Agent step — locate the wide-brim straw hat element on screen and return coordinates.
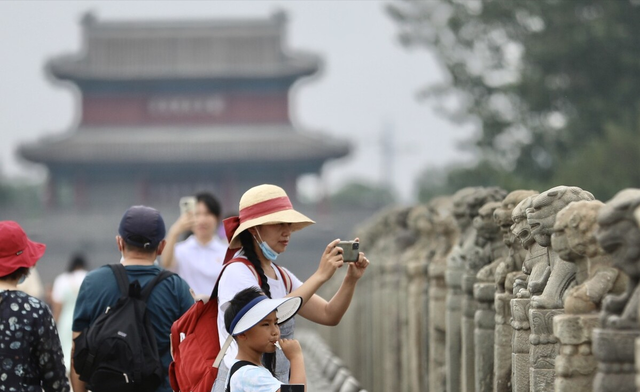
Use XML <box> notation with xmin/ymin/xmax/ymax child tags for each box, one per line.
<box><xmin>0</xmin><ymin>221</ymin><xmax>46</xmax><ymax>277</ymax></box>
<box><xmin>223</xmin><ymin>184</ymin><xmax>315</xmax><ymax>249</ymax></box>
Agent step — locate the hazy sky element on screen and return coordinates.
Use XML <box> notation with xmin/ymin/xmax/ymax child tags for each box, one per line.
<box><xmin>0</xmin><ymin>0</ymin><xmax>473</xmax><ymax>202</ymax></box>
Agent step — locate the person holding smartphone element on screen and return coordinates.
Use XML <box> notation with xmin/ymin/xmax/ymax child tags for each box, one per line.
<box><xmin>162</xmin><ymin>192</ymin><xmax>227</xmax><ymax>296</ymax></box>
<box><xmin>212</xmin><ymin>184</ymin><xmax>369</xmax><ymax>392</ymax></box>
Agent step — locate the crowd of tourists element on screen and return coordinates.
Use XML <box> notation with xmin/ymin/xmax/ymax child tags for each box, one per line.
<box><xmin>0</xmin><ymin>184</ymin><xmax>369</xmax><ymax>392</ymax></box>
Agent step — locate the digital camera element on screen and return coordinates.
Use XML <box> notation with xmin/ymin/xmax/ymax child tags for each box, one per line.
<box><xmin>337</xmin><ymin>241</ymin><xmax>360</xmax><ymax>262</ymax></box>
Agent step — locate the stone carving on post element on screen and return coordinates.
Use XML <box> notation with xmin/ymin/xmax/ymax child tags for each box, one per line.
<box><xmin>401</xmin><ymin>203</ymin><xmax>433</xmax><ymax>392</ymax></box>
<box><xmin>593</xmin><ymin>189</ymin><xmax>640</xmax><ymax>392</ymax></box>
<box><xmin>446</xmin><ymin>187</ymin><xmax>480</xmax><ymax>392</ymax></box>
<box><xmin>486</xmin><ymin>190</ymin><xmax>538</xmax><ymax>392</ymax></box>
<box><xmin>447</xmin><ymin>187</ymin><xmax>505</xmax><ymax>392</ymax></box>
<box><xmin>471</xmin><ymin>200</ymin><xmax>508</xmax><ymax>392</ymax></box>
<box><xmin>551</xmin><ymin>200</ymin><xmax>627</xmax><ymax>392</ymax></box>
<box><xmin>378</xmin><ymin>207</ymin><xmax>415</xmax><ymax>392</ymax></box>
<box><xmin>428</xmin><ymin>196</ymin><xmax>457</xmax><ymax>392</ymax></box>
<box><xmin>525</xmin><ymin>186</ymin><xmax>594</xmax><ymax>392</ymax></box>
<box><xmin>510</xmin><ymin>195</ymin><xmax>539</xmax><ymax>392</ymax></box>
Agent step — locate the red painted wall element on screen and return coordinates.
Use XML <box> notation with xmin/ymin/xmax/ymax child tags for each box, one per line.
<box><xmin>81</xmin><ymin>92</ymin><xmax>290</xmax><ymax>126</ymax></box>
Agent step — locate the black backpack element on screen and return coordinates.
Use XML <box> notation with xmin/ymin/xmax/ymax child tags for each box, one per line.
<box><xmin>73</xmin><ymin>264</ymin><xmax>175</xmax><ymax>392</ymax></box>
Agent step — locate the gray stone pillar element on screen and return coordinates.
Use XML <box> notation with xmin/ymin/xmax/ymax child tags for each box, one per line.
<box><xmin>461</xmin><ymin>272</ymin><xmax>477</xmax><ymax>392</ymax></box>
<box><xmin>528</xmin><ymin>308</ymin><xmax>562</xmax><ymax>392</ymax></box>
<box><xmin>593</xmin><ymin>328</ymin><xmax>639</xmax><ymax>392</ymax></box>
<box><xmin>446</xmin><ymin>255</ymin><xmax>464</xmax><ymax>392</ymax></box>
<box><xmin>553</xmin><ymin>313</ymin><xmax>598</xmax><ymax>391</ymax></box>
<box><xmin>511</xmin><ymin>297</ymin><xmax>531</xmax><ymax>392</ymax></box>
<box><xmin>473</xmin><ymin>282</ymin><xmax>496</xmax><ymax>392</ymax></box>
<box><xmin>495</xmin><ymin>291</ymin><xmax>514</xmax><ymax>392</ymax></box>
<box><xmin>429</xmin><ymin>260</ymin><xmax>447</xmax><ymax>392</ymax></box>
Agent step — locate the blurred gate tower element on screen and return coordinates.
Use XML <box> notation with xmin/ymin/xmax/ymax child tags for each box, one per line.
<box><xmin>21</xmin><ymin>11</ymin><xmax>348</xmax><ymax>210</ymax></box>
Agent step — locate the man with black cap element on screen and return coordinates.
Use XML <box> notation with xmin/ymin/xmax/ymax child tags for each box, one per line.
<box><xmin>70</xmin><ymin>206</ymin><xmax>194</xmax><ymax>392</ymax></box>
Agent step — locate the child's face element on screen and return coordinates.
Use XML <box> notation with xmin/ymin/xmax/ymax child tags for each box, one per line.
<box><xmin>242</xmin><ymin>311</ymin><xmax>280</xmax><ymax>353</ymax></box>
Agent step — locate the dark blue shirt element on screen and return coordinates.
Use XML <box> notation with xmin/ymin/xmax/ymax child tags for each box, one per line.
<box><xmin>73</xmin><ymin>264</ymin><xmax>193</xmax><ymax>392</ymax></box>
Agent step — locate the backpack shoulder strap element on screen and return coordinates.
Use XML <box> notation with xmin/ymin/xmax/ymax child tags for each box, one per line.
<box><xmin>225</xmin><ymin>360</ymin><xmax>256</xmax><ymax>392</ymax></box>
<box><xmin>108</xmin><ymin>264</ymin><xmax>130</xmax><ymax>298</ymax></box>
<box><xmin>210</xmin><ymin>258</ymin><xmax>262</xmax><ymax>300</ymax></box>
<box><xmin>273</xmin><ymin>263</ymin><xmax>292</xmax><ymax>294</ymax></box>
<box><xmin>140</xmin><ymin>270</ymin><xmax>176</xmax><ymax>302</ymax></box>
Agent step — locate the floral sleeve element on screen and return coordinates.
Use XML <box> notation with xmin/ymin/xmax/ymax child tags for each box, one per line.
<box><xmin>33</xmin><ymin>299</ymin><xmax>70</xmax><ymax>392</ymax></box>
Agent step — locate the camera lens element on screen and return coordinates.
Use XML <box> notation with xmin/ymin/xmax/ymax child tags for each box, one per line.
<box><xmin>353</xmin><ymin>243</ymin><xmax>359</xmax><ymax>249</ymax></box>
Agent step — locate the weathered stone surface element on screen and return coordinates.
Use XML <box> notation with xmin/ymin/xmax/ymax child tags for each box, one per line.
<box><xmin>446</xmin><ymin>187</ymin><xmax>505</xmax><ymax>392</ymax></box>
<box><xmin>511</xmin><ymin>297</ymin><xmax>531</xmax><ymax>392</ymax></box>
<box><xmin>553</xmin><ymin>314</ymin><xmax>599</xmax><ymax>391</ymax></box>
<box><xmin>593</xmin><ymin>189</ymin><xmax>640</xmax><ymax>392</ymax></box>
<box><xmin>527</xmin><ymin>186</ymin><xmax>594</xmax><ymax>309</ymax></box>
<box><xmin>593</xmin><ymin>328</ymin><xmax>639</xmax><ymax>392</ymax></box>
<box><xmin>428</xmin><ymin>197</ymin><xmax>458</xmax><ymax>392</ymax></box>
<box><xmin>529</xmin><ymin>308</ymin><xmax>562</xmax><ymax>392</ymax></box>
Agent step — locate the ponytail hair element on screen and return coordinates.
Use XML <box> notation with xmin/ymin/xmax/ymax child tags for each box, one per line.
<box><xmin>238</xmin><ymin>229</ymin><xmax>276</xmax><ymax>374</ymax></box>
<box><xmin>238</xmin><ymin>230</ymin><xmax>272</xmax><ymax>299</ymax></box>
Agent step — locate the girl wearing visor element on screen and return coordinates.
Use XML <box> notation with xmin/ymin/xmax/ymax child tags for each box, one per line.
<box><xmin>222</xmin><ymin>287</ymin><xmax>304</xmax><ymax>392</ymax></box>
<box><xmin>213</xmin><ymin>184</ymin><xmax>369</xmax><ymax>391</ymax></box>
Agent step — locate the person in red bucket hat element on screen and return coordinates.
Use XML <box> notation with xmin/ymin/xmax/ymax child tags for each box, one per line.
<box><xmin>0</xmin><ymin>220</ymin><xmax>70</xmax><ymax>391</ymax></box>
<box><xmin>210</xmin><ymin>184</ymin><xmax>370</xmax><ymax>392</ymax></box>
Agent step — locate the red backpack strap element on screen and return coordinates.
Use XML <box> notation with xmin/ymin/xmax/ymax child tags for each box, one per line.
<box><xmin>273</xmin><ymin>263</ymin><xmax>292</xmax><ymax>294</ymax></box>
<box><xmin>223</xmin><ymin>257</ymin><xmax>262</xmax><ymax>288</ymax></box>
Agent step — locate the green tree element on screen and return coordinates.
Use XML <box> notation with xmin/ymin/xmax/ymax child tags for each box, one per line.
<box><xmin>330</xmin><ymin>181</ymin><xmax>396</xmax><ymax>209</ymax></box>
<box><xmin>389</xmin><ymin>0</ymin><xmax>640</xmax><ymax>198</ymax></box>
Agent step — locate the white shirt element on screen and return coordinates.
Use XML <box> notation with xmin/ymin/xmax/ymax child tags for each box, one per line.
<box><xmin>225</xmin><ymin>361</ymin><xmax>281</xmax><ymax>392</ymax></box>
<box><xmin>217</xmin><ymin>259</ymin><xmax>303</xmax><ymax>369</ymax></box>
<box><xmin>174</xmin><ymin>235</ymin><xmax>227</xmax><ymax>296</ymax></box>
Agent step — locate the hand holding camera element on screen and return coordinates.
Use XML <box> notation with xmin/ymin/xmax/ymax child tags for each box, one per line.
<box><xmin>335</xmin><ymin>240</ymin><xmax>360</xmax><ymax>262</ymax></box>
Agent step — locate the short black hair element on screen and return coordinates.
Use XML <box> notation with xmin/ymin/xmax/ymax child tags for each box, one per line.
<box><xmin>123</xmin><ymin>240</ymin><xmax>159</xmax><ymax>255</ymax></box>
<box><xmin>224</xmin><ymin>286</ymin><xmax>265</xmax><ymax>334</ymax></box>
<box><xmin>196</xmin><ymin>192</ymin><xmax>221</xmax><ymax>218</ymax></box>
<box><xmin>68</xmin><ymin>253</ymin><xmax>88</xmax><ymax>273</ymax></box>
<box><xmin>0</xmin><ymin>267</ymin><xmax>29</xmax><ymax>281</ymax></box>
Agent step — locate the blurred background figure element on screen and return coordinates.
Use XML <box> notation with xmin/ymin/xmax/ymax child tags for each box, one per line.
<box><xmin>17</xmin><ymin>266</ymin><xmax>45</xmax><ymax>299</ymax></box>
<box><xmin>51</xmin><ymin>253</ymin><xmax>88</xmax><ymax>373</ymax></box>
<box><xmin>162</xmin><ymin>192</ymin><xmax>227</xmax><ymax>296</ymax></box>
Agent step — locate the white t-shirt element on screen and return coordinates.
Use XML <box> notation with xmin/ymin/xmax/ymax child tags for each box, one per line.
<box><xmin>226</xmin><ymin>361</ymin><xmax>281</xmax><ymax>392</ymax></box>
<box><xmin>217</xmin><ymin>258</ymin><xmax>303</xmax><ymax>369</ymax></box>
<box><xmin>174</xmin><ymin>235</ymin><xmax>227</xmax><ymax>296</ymax></box>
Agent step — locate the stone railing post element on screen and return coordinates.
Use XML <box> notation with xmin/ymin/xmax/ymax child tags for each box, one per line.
<box><xmin>511</xmin><ymin>297</ymin><xmax>531</xmax><ymax>392</ymax></box>
<box><xmin>553</xmin><ymin>314</ymin><xmax>598</xmax><ymax>391</ymax></box>
<box><xmin>473</xmin><ymin>282</ymin><xmax>496</xmax><ymax>392</ymax></box>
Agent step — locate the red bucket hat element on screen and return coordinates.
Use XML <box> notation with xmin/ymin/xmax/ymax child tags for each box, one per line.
<box><xmin>0</xmin><ymin>221</ymin><xmax>46</xmax><ymax>277</ymax></box>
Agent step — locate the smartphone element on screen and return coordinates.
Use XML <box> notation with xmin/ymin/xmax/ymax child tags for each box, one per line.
<box><xmin>280</xmin><ymin>385</ymin><xmax>305</xmax><ymax>392</ymax></box>
<box><xmin>179</xmin><ymin>196</ymin><xmax>197</xmax><ymax>215</ymax></box>
<box><xmin>336</xmin><ymin>240</ymin><xmax>360</xmax><ymax>262</ymax></box>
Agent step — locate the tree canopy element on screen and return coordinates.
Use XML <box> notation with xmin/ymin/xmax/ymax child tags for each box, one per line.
<box><xmin>388</xmin><ymin>0</ymin><xmax>640</xmax><ymax>200</ymax></box>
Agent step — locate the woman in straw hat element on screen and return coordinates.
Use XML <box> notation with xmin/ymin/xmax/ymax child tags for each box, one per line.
<box><xmin>0</xmin><ymin>221</ymin><xmax>70</xmax><ymax>391</ymax></box>
<box><xmin>212</xmin><ymin>184</ymin><xmax>370</xmax><ymax>391</ymax></box>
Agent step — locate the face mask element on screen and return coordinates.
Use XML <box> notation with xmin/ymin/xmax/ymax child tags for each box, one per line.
<box><xmin>18</xmin><ymin>274</ymin><xmax>27</xmax><ymax>285</ymax></box>
<box><xmin>254</xmin><ymin>229</ymin><xmax>279</xmax><ymax>261</ymax></box>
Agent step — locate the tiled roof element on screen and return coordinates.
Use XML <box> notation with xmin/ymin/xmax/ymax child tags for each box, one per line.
<box><xmin>19</xmin><ymin>125</ymin><xmax>350</xmax><ymax>164</ymax></box>
<box><xmin>49</xmin><ymin>12</ymin><xmax>319</xmax><ymax>81</ymax></box>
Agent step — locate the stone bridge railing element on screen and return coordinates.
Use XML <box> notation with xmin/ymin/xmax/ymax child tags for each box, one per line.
<box><xmin>301</xmin><ymin>186</ymin><xmax>640</xmax><ymax>392</ymax></box>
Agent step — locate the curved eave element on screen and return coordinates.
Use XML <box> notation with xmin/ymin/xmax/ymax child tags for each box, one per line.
<box><xmin>19</xmin><ymin>126</ymin><xmax>350</xmax><ymax>166</ymax></box>
<box><xmin>47</xmin><ymin>57</ymin><xmax>319</xmax><ymax>83</ymax></box>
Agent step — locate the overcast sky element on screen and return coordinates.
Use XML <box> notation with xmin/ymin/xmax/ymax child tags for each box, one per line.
<box><xmin>0</xmin><ymin>0</ymin><xmax>474</xmax><ymax>202</ymax></box>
